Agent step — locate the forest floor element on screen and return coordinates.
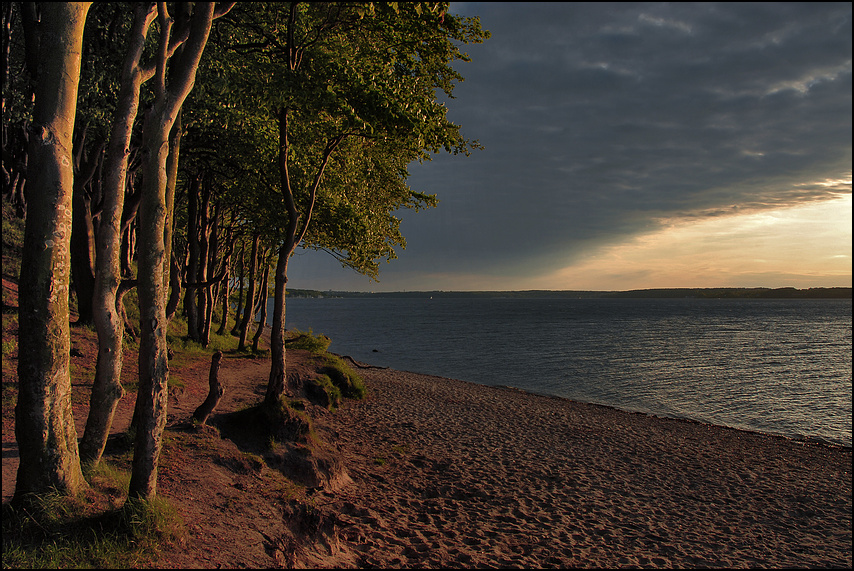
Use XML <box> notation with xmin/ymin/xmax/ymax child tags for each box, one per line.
<box><xmin>1</xmin><ymin>268</ymin><xmax>367</xmax><ymax>567</ymax></box>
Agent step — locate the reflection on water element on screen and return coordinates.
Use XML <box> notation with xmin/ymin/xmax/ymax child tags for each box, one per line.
<box><xmin>281</xmin><ymin>297</ymin><xmax>852</xmax><ymax>446</ymax></box>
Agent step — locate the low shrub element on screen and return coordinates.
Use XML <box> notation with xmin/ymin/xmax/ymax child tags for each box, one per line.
<box><xmin>286</xmin><ymin>329</ymin><xmax>331</xmax><ymax>354</ymax></box>
<box><xmin>306</xmin><ymin>374</ymin><xmax>342</xmax><ymax>410</ymax></box>
<box><xmin>322</xmin><ymin>355</ymin><xmax>366</xmax><ymax>399</ymax></box>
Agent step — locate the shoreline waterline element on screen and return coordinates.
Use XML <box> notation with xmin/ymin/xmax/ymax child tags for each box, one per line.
<box><xmin>285</xmin><ymin>296</ymin><xmax>853</xmax><ymax>448</ymax></box>
<box><xmin>349</xmin><ymin>355</ymin><xmax>853</xmax><ymax>451</ymax></box>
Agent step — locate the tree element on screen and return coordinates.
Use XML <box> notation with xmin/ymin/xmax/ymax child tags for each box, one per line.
<box><xmin>242</xmin><ymin>2</ymin><xmax>488</xmax><ymax>407</ymax></box>
<box><xmin>14</xmin><ymin>1</ymin><xmax>92</xmax><ymax>502</ymax></box>
<box><xmin>80</xmin><ymin>2</ymin><xmax>159</xmax><ymax>467</ymax></box>
<box><xmin>130</xmin><ymin>0</ymin><xmax>234</xmax><ymax>500</ymax></box>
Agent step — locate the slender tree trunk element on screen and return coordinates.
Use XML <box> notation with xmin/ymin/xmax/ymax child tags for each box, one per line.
<box><xmin>265</xmin><ymin>102</ymin><xmax>342</xmax><ymax>407</ymax></box>
<box><xmin>265</xmin><ymin>250</ymin><xmax>289</xmax><ymax>405</ymax></box>
<box><xmin>70</xmin><ymin>180</ymin><xmax>97</xmax><ymax>325</ymax></box>
<box><xmin>184</xmin><ymin>174</ymin><xmax>200</xmax><ymax>340</ymax></box>
<box><xmin>201</xmin><ymin>201</ymin><xmax>220</xmax><ymax>345</ymax></box>
<box><xmin>215</xmin><ymin>217</ymin><xmax>236</xmax><ymax>336</ymax></box>
<box><xmin>163</xmin><ymin>110</ymin><xmax>182</xmax><ymax>290</ymax></box>
<box><xmin>165</xmin><ymin>251</ymin><xmax>183</xmax><ymax>323</ymax></box>
<box><xmin>196</xmin><ymin>178</ymin><xmax>212</xmax><ymax>345</ymax></box>
<box><xmin>238</xmin><ymin>232</ymin><xmax>260</xmax><ymax>351</ymax></box>
<box><xmin>80</xmin><ymin>2</ymin><xmax>157</xmax><ymax>466</ymax></box>
<box><xmin>14</xmin><ymin>1</ymin><xmax>91</xmax><ymax>502</ymax></box>
<box><xmin>216</xmin><ymin>267</ymin><xmax>231</xmax><ymax>335</ymax></box>
<box><xmin>129</xmin><ymin>1</ymin><xmax>216</xmax><ymax>500</ymax></box>
<box><xmin>252</xmin><ymin>259</ymin><xmax>270</xmax><ymax>352</ymax></box>
<box><xmin>192</xmin><ymin>351</ymin><xmax>224</xmax><ymax>425</ymax></box>
<box><xmin>69</xmin><ymin>130</ymin><xmax>105</xmax><ymax>327</ymax></box>
<box><xmin>230</xmin><ymin>244</ymin><xmax>245</xmax><ymax>336</ymax></box>
<box><xmin>120</xmin><ymin>222</ymin><xmax>133</xmax><ymax>278</ymax></box>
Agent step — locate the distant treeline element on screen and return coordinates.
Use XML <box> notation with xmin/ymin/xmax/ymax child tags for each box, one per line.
<box><xmin>287</xmin><ymin>287</ymin><xmax>852</xmax><ymax>300</ymax></box>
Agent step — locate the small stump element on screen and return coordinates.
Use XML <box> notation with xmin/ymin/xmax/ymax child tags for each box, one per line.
<box><xmin>193</xmin><ymin>351</ymin><xmax>225</xmax><ymax>425</ymax></box>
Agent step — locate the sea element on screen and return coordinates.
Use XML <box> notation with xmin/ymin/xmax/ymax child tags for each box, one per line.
<box><xmin>277</xmin><ymin>296</ymin><xmax>852</xmax><ymax>448</ymax></box>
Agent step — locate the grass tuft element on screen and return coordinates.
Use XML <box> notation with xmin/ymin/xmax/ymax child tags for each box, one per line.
<box><xmin>322</xmin><ymin>354</ymin><xmax>366</xmax><ymax>399</ymax></box>
<box><xmin>286</xmin><ymin>328</ymin><xmax>331</xmax><ymax>354</ymax></box>
<box><xmin>1</xmin><ymin>477</ymin><xmax>184</xmax><ymax>569</ymax></box>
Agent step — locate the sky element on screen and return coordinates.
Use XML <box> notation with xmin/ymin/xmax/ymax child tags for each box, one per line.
<box><xmin>289</xmin><ymin>2</ymin><xmax>852</xmax><ymax>292</ymax></box>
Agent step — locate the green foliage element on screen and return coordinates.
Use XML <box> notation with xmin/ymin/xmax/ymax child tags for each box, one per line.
<box><xmin>322</xmin><ymin>354</ymin><xmax>366</xmax><ymax>400</ymax></box>
<box><xmin>307</xmin><ymin>374</ymin><xmax>343</xmax><ymax>410</ymax></box>
<box><xmin>286</xmin><ymin>328</ymin><xmax>332</xmax><ymax>354</ymax></box>
<box><xmin>188</xmin><ymin>2</ymin><xmax>489</xmax><ymax>280</ymax></box>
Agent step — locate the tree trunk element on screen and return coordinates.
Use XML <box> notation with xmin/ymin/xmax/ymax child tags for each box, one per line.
<box><xmin>184</xmin><ymin>174</ymin><xmax>201</xmax><ymax>340</ymax></box>
<box><xmin>80</xmin><ymin>2</ymin><xmax>157</xmax><ymax>466</ymax></box>
<box><xmin>265</xmin><ymin>102</ymin><xmax>341</xmax><ymax>407</ymax></box>
<box><xmin>163</xmin><ymin>110</ymin><xmax>182</xmax><ymax>291</ymax></box>
<box><xmin>70</xmin><ymin>177</ymin><xmax>97</xmax><ymax>325</ymax></box>
<box><xmin>196</xmin><ymin>177</ymin><xmax>212</xmax><ymax>345</ymax></box>
<box><xmin>201</xmin><ymin>201</ymin><xmax>221</xmax><ymax>345</ymax></box>
<box><xmin>192</xmin><ymin>351</ymin><xmax>224</xmax><ymax>425</ymax></box>
<box><xmin>252</xmin><ymin>259</ymin><xmax>270</xmax><ymax>352</ymax></box>
<box><xmin>214</xmin><ymin>210</ymin><xmax>236</xmax><ymax>335</ymax></box>
<box><xmin>238</xmin><ymin>232</ymin><xmax>260</xmax><ymax>351</ymax></box>
<box><xmin>230</xmin><ymin>244</ymin><xmax>245</xmax><ymax>336</ymax></box>
<box><xmin>129</xmin><ymin>1</ymin><xmax>215</xmax><ymax>500</ymax></box>
<box><xmin>165</xmin><ymin>252</ymin><xmax>183</xmax><ymax>323</ymax></box>
<box><xmin>14</xmin><ymin>1</ymin><xmax>91</xmax><ymax>502</ymax></box>
<box><xmin>69</xmin><ymin>129</ymin><xmax>106</xmax><ymax>327</ymax></box>
<box><xmin>130</xmin><ymin>102</ymin><xmax>172</xmax><ymax>501</ymax></box>
<box><xmin>216</xmin><ymin>266</ymin><xmax>231</xmax><ymax>335</ymax></box>
<box><xmin>265</xmin><ymin>249</ymin><xmax>289</xmax><ymax>406</ymax></box>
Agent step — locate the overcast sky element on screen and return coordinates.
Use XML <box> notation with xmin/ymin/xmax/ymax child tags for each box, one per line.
<box><xmin>289</xmin><ymin>2</ymin><xmax>852</xmax><ymax>292</ymax></box>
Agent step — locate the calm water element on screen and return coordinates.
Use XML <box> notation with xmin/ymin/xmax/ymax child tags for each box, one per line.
<box><xmin>278</xmin><ymin>297</ymin><xmax>852</xmax><ymax>447</ymax></box>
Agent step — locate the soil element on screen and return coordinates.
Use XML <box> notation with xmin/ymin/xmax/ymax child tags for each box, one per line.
<box><xmin>1</xmin><ymin>275</ymin><xmax>364</xmax><ymax>568</ymax></box>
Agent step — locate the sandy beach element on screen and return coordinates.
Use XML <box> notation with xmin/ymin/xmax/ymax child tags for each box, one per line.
<box><xmin>313</xmin><ymin>366</ymin><xmax>852</xmax><ymax>568</ymax></box>
<box><xmin>3</xmin><ymin>345</ymin><xmax>851</xmax><ymax>568</ymax></box>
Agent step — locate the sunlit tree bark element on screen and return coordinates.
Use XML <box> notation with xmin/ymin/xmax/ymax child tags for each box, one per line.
<box><xmin>15</xmin><ymin>1</ymin><xmax>91</xmax><ymax>502</ymax></box>
<box><xmin>129</xmin><ymin>1</ymin><xmax>226</xmax><ymax>500</ymax></box>
<box><xmin>80</xmin><ymin>1</ymin><xmax>158</xmax><ymax>467</ymax></box>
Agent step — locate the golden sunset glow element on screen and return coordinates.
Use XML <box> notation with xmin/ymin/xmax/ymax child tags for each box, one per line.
<box><xmin>539</xmin><ymin>194</ymin><xmax>852</xmax><ymax>291</ymax></box>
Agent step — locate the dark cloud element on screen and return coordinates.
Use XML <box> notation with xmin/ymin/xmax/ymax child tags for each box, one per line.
<box><xmin>291</xmin><ymin>2</ymin><xmax>852</xmax><ymax>290</ymax></box>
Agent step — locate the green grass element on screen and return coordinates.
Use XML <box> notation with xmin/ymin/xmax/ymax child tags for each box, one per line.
<box><xmin>286</xmin><ymin>328</ymin><xmax>331</xmax><ymax>353</ymax></box>
<box><xmin>307</xmin><ymin>374</ymin><xmax>343</xmax><ymax>410</ymax></box>
<box><xmin>1</xmin><ymin>466</ymin><xmax>184</xmax><ymax>569</ymax></box>
<box><xmin>166</xmin><ymin>313</ymin><xmax>241</xmax><ymax>357</ymax></box>
<box><xmin>322</xmin><ymin>354</ymin><xmax>366</xmax><ymax>399</ymax></box>
<box><xmin>1</xmin><ymin>200</ymin><xmax>25</xmax><ymax>281</ymax></box>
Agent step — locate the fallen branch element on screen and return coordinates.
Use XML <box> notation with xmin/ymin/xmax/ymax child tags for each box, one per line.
<box><xmin>339</xmin><ymin>354</ymin><xmax>388</xmax><ymax>370</ymax></box>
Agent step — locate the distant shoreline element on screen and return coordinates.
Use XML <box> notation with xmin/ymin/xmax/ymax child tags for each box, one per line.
<box><xmin>287</xmin><ymin>286</ymin><xmax>852</xmax><ymax>299</ymax></box>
